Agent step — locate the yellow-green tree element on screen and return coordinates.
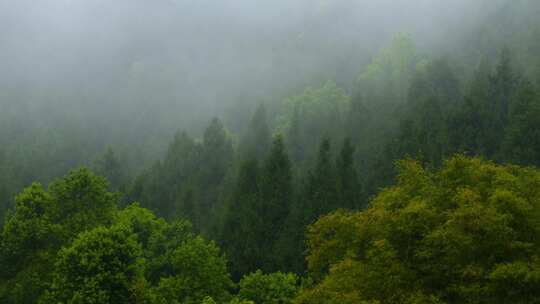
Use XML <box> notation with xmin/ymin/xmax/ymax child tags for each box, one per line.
<box><xmin>296</xmin><ymin>155</ymin><xmax>540</xmax><ymax>304</ymax></box>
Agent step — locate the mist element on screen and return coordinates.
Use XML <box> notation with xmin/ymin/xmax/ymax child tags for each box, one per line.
<box><xmin>3</xmin><ymin>1</ymin><xmax>540</xmax><ymax>302</ymax></box>
<box><xmin>1</xmin><ymin>0</ymin><xmax>536</xmax><ymax>187</ymax></box>
<box><xmin>0</xmin><ymin>0</ymin><xmax>506</xmax><ymax>127</ymax></box>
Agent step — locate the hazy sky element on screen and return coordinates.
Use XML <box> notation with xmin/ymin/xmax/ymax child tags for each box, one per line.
<box><xmin>0</xmin><ymin>0</ymin><xmax>506</xmax><ymax>133</ymax></box>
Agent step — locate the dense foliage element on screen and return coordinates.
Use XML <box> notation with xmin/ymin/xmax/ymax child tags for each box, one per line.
<box><xmin>296</xmin><ymin>156</ymin><xmax>540</xmax><ymax>303</ymax></box>
<box><xmin>2</xmin><ymin>1</ymin><xmax>540</xmax><ymax>303</ymax></box>
<box><xmin>0</xmin><ymin>170</ymin><xmax>233</xmax><ymax>304</ymax></box>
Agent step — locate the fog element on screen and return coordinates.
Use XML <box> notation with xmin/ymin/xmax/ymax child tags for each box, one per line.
<box><xmin>1</xmin><ymin>1</ymin><xmax>504</xmax><ymax>118</ymax></box>
<box><xmin>0</xmin><ymin>0</ymin><xmax>529</xmax><ymax>171</ymax></box>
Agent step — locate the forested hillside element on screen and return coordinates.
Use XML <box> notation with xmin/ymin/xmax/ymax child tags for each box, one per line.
<box><xmin>2</xmin><ymin>0</ymin><xmax>540</xmax><ymax>303</ymax></box>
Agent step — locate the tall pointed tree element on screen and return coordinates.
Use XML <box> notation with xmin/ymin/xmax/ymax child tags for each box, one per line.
<box><xmin>447</xmin><ymin>58</ymin><xmax>491</xmax><ymax>155</ymax></box>
<box><xmin>502</xmin><ymin>80</ymin><xmax>540</xmax><ymax>166</ymax></box>
<box><xmin>335</xmin><ymin>138</ymin><xmax>363</xmax><ymax>210</ymax></box>
<box><xmin>277</xmin><ymin>138</ymin><xmax>338</xmax><ymax>274</ymax></box>
<box><xmin>346</xmin><ymin>93</ymin><xmax>369</xmax><ymax>146</ymax></box>
<box><xmin>286</xmin><ymin>105</ymin><xmax>303</xmax><ymax>164</ymax></box>
<box><xmin>197</xmin><ymin>118</ymin><xmax>233</xmax><ymax>232</ymax></box>
<box><xmin>259</xmin><ymin>135</ymin><xmax>293</xmax><ymax>272</ymax></box>
<box><xmin>239</xmin><ymin>104</ymin><xmax>271</xmax><ymax>161</ymax></box>
<box><xmin>94</xmin><ymin>147</ymin><xmax>127</xmax><ymax>194</ymax></box>
<box><xmin>221</xmin><ymin>159</ymin><xmax>262</xmax><ymax>279</ymax></box>
<box><xmin>305</xmin><ymin>138</ymin><xmax>337</xmax><ymax>219</ymax></box>
<box><xmin>483</xmin><ymin>48</ymin><xmax>517</xmax><ymax>158</ymax></box>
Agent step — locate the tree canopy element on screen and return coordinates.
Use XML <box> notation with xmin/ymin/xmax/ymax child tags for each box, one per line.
<box><xmin>296</xmin><ymin>156</ymin><xmax>540</xmax><ymax>304</ymax></box>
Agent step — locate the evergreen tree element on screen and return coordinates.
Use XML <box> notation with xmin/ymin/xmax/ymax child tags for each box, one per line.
<box><xmin>286</xmin><ymin>105</ymin><xmax>303</xmax><ymax>164</ymax></box>
<box><xmin>276</xmin><ymin>139</ymin><xmax>337</xmax><ymax>274</ymax></box>
<box><xmin>395</xmin><ymin>58</ymin><xmax>459</xmax><ymax>166</ymax></box>
<box><xmin>447</xmin><ymin>58</ymin><xmax>491</xmax><ymax>155</ymax></box>
<box><xmin>239</xmin><ymin>104</ymin><xmax>271</xmax><ymax>161</ymax></box>
<box><xmin>94</xmin><ymin>147</ymin><xmax>127</xmax><ymax>193</ymax></box>
<box><xmin>346</xmin><ymin>93</ymin><xmax>369</xmax><ymax>146</ymax></box>
<box><xmin>502</xmin><ymin>80</ymin><xmax>540</xmax><ymax>165</ymax></box>
<box><xmin>221</xmin><ymin>159</ymin><xmax>262</xmax><ymax>279</ymax></box>
<box><xmin>129</xmin><ymin>131</ymin><xmax>201</xmax><ymax>220</ymax></box>
<box><xmin>259</xmin><ymin>136</ymin><xmax>293</xmax><ymax>272</ymax></box>
<box><xmin>305</xmin><ymin>138</ymin><xmax>337</xmax><ymax>219</ymax></box>
<box><xmin>197</xmin><ymin>118</ymin><xmax>233</xmax><ymax>233</ymax></box>
<box><xmin>335</xmin><ymin>138</ymin><xmax>363</xmax><ymax>210</ymax></box>
<box><xmin>163</xmin><ymin>132</ymin><xmax>201</xmax><ymax>222</ymax></box>
<box><xmin>484</xmin><ymin>48</ymin><xmax>517</xmax><ymax>158</ymax></box>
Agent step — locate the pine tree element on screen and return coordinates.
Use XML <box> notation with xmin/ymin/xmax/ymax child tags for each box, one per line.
<box><xmin>259</xmin><ymin>135</ymin><xmax>293</xmax><ymax>272</ymax></box>
<box><xmin>502</xmin><ymin>80</ymin><xmax>540</xmax><ymax>165</ymax></box>
<box><xmin>447</xmin><ymin>58</ymin><xmax>491</xmax><ymax>155</ymax></box>
<box><xmin>277</xmin><ymin>138</ymin><xmax>338</xmax><ymax>274</ymax></box>
<box><xmin>286</xmin><ymin>105</ymin><xmax>303</xmax><ymax>164</ymax></box>
<box><xmin>94</xmin><ymin>147</ymin><xmax>127</xmax><ymax>193</ymax></box>
<box><xmin>336</xmin><ymin>138</ymin><xmax>363</xmax><ymax>210</ymax></box>
<box><xmin>221</xmin><ymin>159</ymin><xmax>262</xmax><ymax>279</ymax></box>
<box><xmin>239</xmin><ymin>104</ymin><xmax>271</xmax><ymax>161</ymax></box>
<box><xmin>197</xmin><ymin>118</ymin><xmax>233</xmax><ymax>232</ymax></box>
<box><xmin>484</xmin><ymin>48</ymin><xmax>517</xmax><ymax>158</ymax></box>
<box><xmin>346</xmin><ymin>93</ymin><xmax>369</xmax><ymax>146</ymax></box>
<box><xmin>305</xmin><ymin>138</ymin><xmax>337</xmax><ymax>219</ymax></box>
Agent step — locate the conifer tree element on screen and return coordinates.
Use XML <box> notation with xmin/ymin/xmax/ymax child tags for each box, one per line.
<box><xmin>239</xmin><ymin>104</ymin><xmax>271</xmax><ymax>161</ymax></box>
<box><xmin>335</xmin><ymin>138</ymin><xmax>363</xmax><ymax>209</ymax></box>
<box><xmin>484</xmin><ymin>49</ymin><xmax>517</xmax><ymax>158</ymax></box>
<box><xmin>221</xmin><ymin>159</ymin><xmax>262</xmax><ymax>279</ymax></box>
<box><xmin>94</xmin><ymin>147</ymin><xmax>127</xmax><ymax>193</ymax></box>
<box><xmin>259</xmin><ymin>136</ymin><xmax>293</xmax><ymax>271</ymax></box>
<box><xmin>503</xmin><ymin>80</ymin><xmax>540</xmax><ymax>165</ymax></box>
<box><xmin>305</xmin><ymin>138</ymin><xmax>337</xmax><ymax>219</ymax></box>
<box><xmin>197</xmin><ymin>118</ymin><xmax>233</xmax><ymax>232</ymax></box>
<box><xmin>286</xmin><ymin>105</ymin><xmax>303</xmax><ymax>164</ymax></box>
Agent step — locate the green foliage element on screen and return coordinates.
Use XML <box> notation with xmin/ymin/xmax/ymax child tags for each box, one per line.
<box><xmin>221</xmin><ymin>159</ymin><xmax>263</xmax><ymax>278</ymax></box>
<box><xmin>0</xmin><ymin>167</ymin><xmax>232</xmax><ymax>303</ymax></box>
<box><xmin>278</xmin><ymin>81</ymin><xmax>350</xmax><ymax>162</ymax></box>
<box><xmin>154</xmin><ymin>236</ymin><xmax>232</xmax><ymax>304</ymax></box>
<box><xmin>296</xmin><ymin>156</ymin><xmax>540</xmax><ymax>304</ymax></box>
<box><xmin>394</xmin><ymin>58</ymin><xmax>460</xmax><ymax>166</ymax></box>
<box><xmin>238</xmin><ymin>270</ymin><xmax>299</xmax><ymax>304</ymax></box>
<box><xmin>0</xmin><ymin>168</ymin><xmax>118</xmax><ymax>303</ymax></box>
<box><xmin>259</xmin><ymin>136</ymin><xmax>293</xmax><ymax>271</ymax></box>
<box><xmin>335</xmin><ymin>138</ymin><xmax>363</xmax><ymax>210</ymax></box>
<box><xmin>47</xmin><ymin>168</ymin><xmax>118</xmax><ymax>236</ymax></box>
<box><xmin>239</xmin><ymin>104</ymin><xmax>271</xmax><ymax>161</ymax></box>
<box><xmin>94</xmin><ymin>147</ymin><xmax>128</xmax><ymax>194</ymax></box>
<box><xmin>115</xmin><ymin>205</ymin><xmax>233</xmax><ymax>304</ymax></box>
<box><xmin>278</xmin><ymin>137</ymin><xmax>362</xmax><ymax>274</ymax></box>
<box><xmin>4</xmin><ymin>6</ymin><xmax>540</xmax><ymax>304</ymax></box>
<box><xmin>223</xmin><ymin>136</ymin><xmax>293</xmax><ymax>277</ymax></box>
<box><xmin>502</xmin><ymin>80</ymin><xmax>540</xmax><ymax>165</ymax></box>
<box><xmin>130</xmin><ymin>118</ymin><xmax>233</xmax><ymax>234</ymax></box>
<box><xmin>202</xmin><ymin>296</ymin><xmax>217</xmax><ymax>304</ymax></box>
<box><xmin>42</xmin><ymin>225</ymin><xmax>144</xmax><ymax>304</ymax></box>
<box><xmin>359</xmin><ymin>34</ymin><xmax>419</xmax><ymax>104</ymax></box>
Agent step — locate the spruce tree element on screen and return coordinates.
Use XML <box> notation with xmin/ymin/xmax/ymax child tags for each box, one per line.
<box><xmin>305</xmin><ymin>138</ymin><xmax>337</xmax><ymax>219</ymax></box>
<box><xmin>239</xmin><ymin>104</ymin><xmax>271</xmax><ymax>161</ymax></box>
<box><xmin>503</xmin><ymin>80</ymin><xmax>540</xmax><ymax>166</ymax></box>
<box><xmin>197</xmin><ymin>118</ymin><xmax>233</xmax><ymax>232</ymax></box>
<box><xmin>94</xmin><ymin>147</ymin><xmax>129</xmax><ymax>196</ymax></box>
<box><xmin>221</xmin><ymin>159</ymin><xmax>262</xmax><ymax>279</ymax></box>
<box><xmin>259</xmin><ymin>135</ymin><xmax>293</xmax><ymax>271</ymax></box>
<box><xmin>484</xmin><ymin>49</ymin><xmax>517</xmax><ymax>158</ymax></box>
<box><xmin>336</xmin><ymin>138</ymin><xmax>363</xmax><ymax>209</ymax></box>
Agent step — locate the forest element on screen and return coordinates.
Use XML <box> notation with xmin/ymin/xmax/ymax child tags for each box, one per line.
<box><xmin>2</xmin><ymin>0</ymin><xmax>540</xmax><ymax>303</ymax></box>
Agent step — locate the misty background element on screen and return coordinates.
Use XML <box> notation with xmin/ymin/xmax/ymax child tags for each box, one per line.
<box><xmin>1</xmin><ymin>0</ymin><xmax>539</xmax><ymax>197</ymax></box>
